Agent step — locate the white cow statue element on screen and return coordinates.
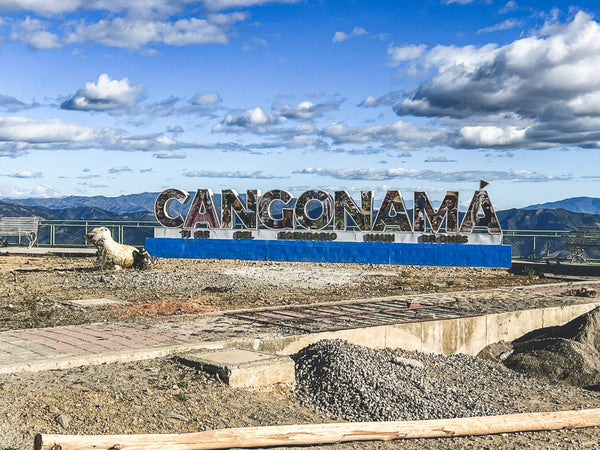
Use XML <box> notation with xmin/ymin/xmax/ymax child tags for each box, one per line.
<box><xmin>85</xmin><ymin>226</ymin><xmax>155</xmax><ymax>270</ymax></box>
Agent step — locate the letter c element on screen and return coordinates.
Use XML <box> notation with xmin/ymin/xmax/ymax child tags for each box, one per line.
<box><xmin>155</xmin><ymin>188</ymin><xmax>190</xmax><ymax>227</ymax></box>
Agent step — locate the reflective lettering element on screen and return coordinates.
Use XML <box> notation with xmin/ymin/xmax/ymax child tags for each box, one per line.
<box><xmin>221</xmin><ymin>189</ymin><xmax>259</xmax><ymax>229</ymax></box>
<box><xmin>258</xmin><ymin>190</ymin><xmax>294</xmax><ymax>229</ymax></box>
<box><xmin>294</xmin><ymin>189</ymin><xmax>334</xmax><ymax>230</ymax></box>
<box><xmin>155</xmin><ymin>188</ymin><xmax>190</xmax><ymax>228</ymax></box>
<box><xmin>184</xmin><ymin>189</ymin><xmax>221</xmax><ymax>229</ymax></box>
<box><xmin>413</xmin><ymin>191</ymin><xmax>459</xmax><ymax>233</ymax></box>
<box><xmin>373</xmin><ymin>190</ymin><xmax>412</xmax><ymax>232</ymax></box>
<box><xmin>459</xmin><ymin>190</ymin><xmax>501</xmax><ymax>234</ymax></box>
<box><xmin>334</xmin><ymin>190</ymin><xmax>372</xmax><ymax>231</ymax></box>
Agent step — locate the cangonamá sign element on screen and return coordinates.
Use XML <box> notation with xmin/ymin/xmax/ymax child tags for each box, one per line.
<box><xmin>146</xmin><ymin>186</ymin><xmax>512</xmax><ymax>267</ymax></box>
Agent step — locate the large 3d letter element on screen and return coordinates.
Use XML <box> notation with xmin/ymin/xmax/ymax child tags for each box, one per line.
<box><xmin>155</xmin><ymin>188</ymin><xmax>190</xmax><ymax>228</ymax></box>
<box><xmin>334</xmin><ymin>191</ymin><xmax>373</xmax><ymax>231</ymax></box>
<box><xmin>459</xmin><ymin>190</ymin><xmax>501</xmax><ymax>234</ymax></box>
<box><xmin>413</xmin><ymin>191</ymin><xmax>459</xmax><ymax>233</ymax></box>
<box><xmin>294</xmin><ymin>190</ymin><xmax>334</xmax><ymax>230</ymax></box>
<box><xmin>183</xmin><ymin>189</ymin><xmax>221</xmax><ymax>229</ymax></box>
<box><xmin>221</xmin><ymin>189</ymin><xmax>260</xmax><ymax>229</ymax></box>
<box><xmin>258</xmin><ymin>190</ymin><xmax>294</xmax><ymax>229</ymax></box>
<box><xmin>372</xmin><ymin>190</ymin><xmax>412</xmax><ymax>232</ymax></box>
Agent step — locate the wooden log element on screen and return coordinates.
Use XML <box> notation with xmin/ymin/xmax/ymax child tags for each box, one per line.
<box><xmin>35</xmin><ymin>408</ymin><xmax>600</xmax><ymax>450</ymax></box>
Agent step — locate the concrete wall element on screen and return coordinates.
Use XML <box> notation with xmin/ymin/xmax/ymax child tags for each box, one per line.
<box><xmin>254</xmin><ymin>302</ymin><xmax>600</xmax><ymax>356</ymax></box>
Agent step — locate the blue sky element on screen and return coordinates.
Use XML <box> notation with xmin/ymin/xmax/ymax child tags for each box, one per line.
<box><xmin>0</xmin><ymin>0</ymin><xmax>599</xmax><ymax>209</ymax></box>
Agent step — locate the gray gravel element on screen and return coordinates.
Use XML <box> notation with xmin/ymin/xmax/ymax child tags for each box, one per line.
<box><xmin>293</xmin><ymin>339</ymin><xmax>597</xmax><ymax>423</ymax></box>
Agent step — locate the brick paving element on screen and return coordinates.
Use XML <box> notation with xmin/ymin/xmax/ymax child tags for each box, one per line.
<box><xmin>0</xmin><ymin>323</ymin><xmax>203</xmax><ymax>373</ymax></box>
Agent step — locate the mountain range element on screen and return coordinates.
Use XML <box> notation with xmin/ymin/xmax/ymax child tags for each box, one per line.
<box><xmin>0</xmin><ymin>200</ymin><xmax>154</xmax><ymax>222</ymax></box>
<box><xmin>1</xmin><ymin>193</ymin><xmax>600</xmax><ymax>231</ymax></box>
<box><xmin>523</xmin><ymin>197</ymin><xmax>600</xmax><ymax>214</ymax></box>
<box><xmin>1</xmin><ymin>193</ymin><xmax>160</xmax><ymax>214</ymax></box>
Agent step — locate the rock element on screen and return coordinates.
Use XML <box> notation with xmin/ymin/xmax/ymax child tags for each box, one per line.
<box><xmin>477</xmin><ymin>341</ymin><xmax>514</xmax><ymax>363</ymax></box>
<box><xmin>391</xmin><ymin>356</ymin><xmax>425</xmax><ymax>369</ymax></box>
<box><xmin>55</xmin><ymin>413</ymin><xmax>71</xmax><ymax>429</ymax></box>
<box><xmin>47</xmin><ymin>405</ymin><xmax>61</xmax><ymax>415</ymax></box>
<box><xmin>160</xmin><ymin>410</ymin><xmax>188</xmax><ymax>421</ymax></box>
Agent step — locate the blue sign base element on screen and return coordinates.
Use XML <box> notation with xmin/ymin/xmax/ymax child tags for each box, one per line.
<box><xmin>145</xmin><ymin>238</ymin><xmax>512</xmax><ymax>268</ymax></box>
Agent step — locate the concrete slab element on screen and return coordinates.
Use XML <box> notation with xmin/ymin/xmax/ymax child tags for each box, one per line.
<box><xmin>0</xmin><ymin>323</ymin><xmax>210</xmax><ymax>374</ymax></box>
<box><xmin>178</xmin><ymin>349</ymin><xmax>295</xmax><ymax>388</ymax></box>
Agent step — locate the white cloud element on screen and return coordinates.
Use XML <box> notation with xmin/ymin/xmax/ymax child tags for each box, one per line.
<box><xmin>153</xmin><ymin>151</ymin><xmax>187</xmax><ymax>159</ymax></box>
<box><xmin>394</xmin><ymin>11</ymin><xmax>600</xmax><ymax>149</ymax></box>
<box><xmin>499</xmin><ymin>1</ymin><xmax>518</xmax><ymax>14</ymax></box>
<box><xmin>191</xmin><ymin>92</ymin><xmax>222</xmax><ymax>105</ymax></box>
<box><xmin>7</xmin><ymin>170</ymin><xmax>42</xmax><ymax>178</ymax></box>
<box><xmin>0</xmin><ymin>116</ymin><xmax>185</xmax><ymax>155</ymax></box>
<box><xmin>0</xmin><ymin>1</ymin><xmax>299</xmax><ymax>17</ymax></box>
<box><xmin>0</xmin><ymin>1</ymin><xmax>191</xmax><ymax>17</ymax></box>
<box><xmin>443</xmin><ymin>0</ymin><xmax>474</xmax><ymax>4</ymax></box>
<box><xmin>183</xmin><ymin>169</ymin><xmax>280</xmax><ymax>178</ymax></box>
<box><xmin>8</xmin><ymin>4</ymin><xmax>248</xmax><ymax>50</ymax></box>
<box><xmin>458</xmin><ymin>126</ymin><xmax>528</xmax><ymax>147</ymax></box>
<box><xmin>477</xmin><ymin>18</ymin><xmax>523</xmax><ymax>34</ymax></box>
<box><xmin>202</xmin><ymin>0</ymin><xmax>301</xmax><ymax>12</ymax></box>
<box><xmin>213</xmin><ymin>107</ymin><xmax>282</xmax><ymax>132</ymax></box>
<box><xmin>62</xmin><ymin>74</ymin><xmax>143</xmax><ymax>111</ymax></box>
<box><xmin>66</xmin><ymin>13</ymin><xmax>247</xmax><ymax>49</ymax></box>
<box><xmin>274</xmin><ymin>99</ymin><xmax>341</xmax><ymax>119</ymax></box>
<box><xmin>332</xmin><ymin>31</ymin><xmax>349</xmax><ymax>43</ymax></box>
<box><xmin>358</xmin><ymin>92</ymin><xmax>400</xmax><ymax>107</ymax></box>
<box><xmin>424</xmin><ymin>156</ymin><xmax>455</xmax><ymax>163</ymax></box>
<box><xmin>322</xmin><ymin>120</ymin><xmax>449</xmax><ymax>149</ymax></box>
<box><xmin>0</xmin><ymin>183</ymin><xmax>60</xmax><ymax>198</ymax></box>
<box><xmin>0</xmin><ymin>116</ymin><xmax>104</xmax><ymax>142</ymax></box>
<box><xmin>294</xmin><ymin>166</ymin><xmax>570</xmax><ymax>183</ymax></box>
<box><xmin>10</xmin><ymin>16</ymin><xmax>61</xmax><ymax>49</ymax></box>
<box><xmin>387</xmin><ymin>44</ymin><xmax>427</xmax><ymax>66</ymax></box>
<box><xmin>332</xmin><ymin>26</ymin><xmax>368</xmax><ymax>43</ymax></box>
<box><xmin>108</xmin><ymin>166</ymin><xmax>133</xmax><ymax>173</ymax></box>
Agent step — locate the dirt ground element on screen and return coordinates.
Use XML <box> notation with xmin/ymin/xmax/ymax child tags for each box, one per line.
<box><xmin>0</xmin><ymin>254</ymin><xmax>599</xmax><ymax>449</ymax></box>
<box><xmin>0</xmin><ymin>254</ymin><xmax>576</xmax><ymax>331</ymax></box>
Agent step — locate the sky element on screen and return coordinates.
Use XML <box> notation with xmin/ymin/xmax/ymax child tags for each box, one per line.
<box><xmin>0</xmin><ymin>0</ymin><xmax>599</xmax><ymax>210</ymax></box>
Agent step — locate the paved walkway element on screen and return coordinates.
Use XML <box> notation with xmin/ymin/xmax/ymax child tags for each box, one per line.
<box><xmin>0</xmin><ymin>323</ymin><xmax>205</xmax><ymax>374</ymax></box>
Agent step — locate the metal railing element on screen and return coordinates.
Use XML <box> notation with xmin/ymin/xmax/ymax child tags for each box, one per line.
<box><xmin>1</xmin><ymin>221</ymin><xmax>598</xmax><ymax>262</ymax></box>
<box><xmin>37</xmin><ymin>220</ymin><xmax>159</xmax><ymax>248</ymax></box>
<box><xmin>502</xmin><ymin>229</ymin><xmax>600</xmax><ymax>262</ymax></box>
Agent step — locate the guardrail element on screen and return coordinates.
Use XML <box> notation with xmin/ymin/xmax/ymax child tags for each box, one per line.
<box><xmin>37</xmin><ymin>220</ymin><xmax>159</xmax><ymax>247</ymax></box>
<box><xmin>502</xmin><ymin>229</ymin><xmax>600</xmax><ymax>262</ymax></box>
<box><xmin>1</xmin><ymin>221</ymin><xmax>598</xmax><ymax>262</ymax></box>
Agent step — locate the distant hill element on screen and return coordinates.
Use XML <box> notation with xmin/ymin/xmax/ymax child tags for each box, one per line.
<box><xmin>1</xmin><ymin>192</ymin><xmax>161</xmax><ymax>214</ymax></box>
<box><xmin>0</xmin><ymin>200</ymin><xmax>155</xmax><ymax>221</ymax></box>
<box><xmin>496</xmin><ymin>208</ymin><xmax>600</xmax><ymax>230</ymax></box>
<box><xmin>524</xmin><ymin>197</ymin><xmax>600</xmax><ymax>214</ymax></box>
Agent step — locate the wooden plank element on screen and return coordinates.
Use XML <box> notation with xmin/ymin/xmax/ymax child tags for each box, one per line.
<box><xmin>35</xmin><ymin>408</ymin><xmax>600</xmax><ymax>450</ymax></box>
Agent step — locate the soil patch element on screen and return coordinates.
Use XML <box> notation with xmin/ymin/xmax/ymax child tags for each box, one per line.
<box><xmin>1</xmin><ymin>254</ymin><xmax>599</xmax><ymax>449</ymax></box>
<box><xmin>504</xmin><ymin>306</ymin><xmax>600</xmax><ymax>389</ymax></box>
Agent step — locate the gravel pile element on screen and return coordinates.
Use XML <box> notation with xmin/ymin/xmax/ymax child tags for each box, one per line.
<box><xmin>293</xmin><ymin>339</ymin><xmax>561</xmax><ymax>422</ymax></box>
